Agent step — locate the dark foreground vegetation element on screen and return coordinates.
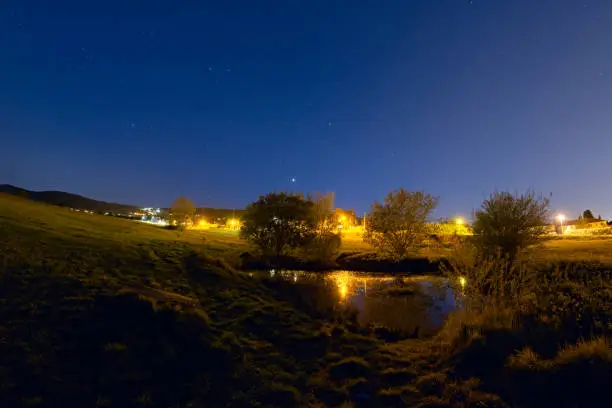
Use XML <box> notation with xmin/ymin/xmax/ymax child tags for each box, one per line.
<box><xmin>1</xmin><ymin>193</ymin><xmax>611</xmax><ymax>407</ymax></box>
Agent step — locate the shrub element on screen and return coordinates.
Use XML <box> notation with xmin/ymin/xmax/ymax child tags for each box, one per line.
<box><xmin>301</xmin><ymin>232</ymin><xmax>342</xmax><ymax>262</ymax></box>
<box><xmin>472</xmin><ymin>191</ymin><xmax>549</xmax><ymax>261</ymax></box>
<box><xmin>364</xmin><ymin>189</ymin><xmax>439</xmax><ymax>260</ymax></box>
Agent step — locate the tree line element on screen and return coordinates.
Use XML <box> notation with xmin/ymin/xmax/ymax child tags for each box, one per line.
<box><xmin>170</xmin><ymin>188</ymin><xmax>554</xmax><ymax>264</ymax></box>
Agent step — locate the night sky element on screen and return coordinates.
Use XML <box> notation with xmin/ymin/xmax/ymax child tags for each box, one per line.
<box><xmin>2</xmin><ymin>1</ymin><xmax>612</xmax><ymax>219</ymax></box>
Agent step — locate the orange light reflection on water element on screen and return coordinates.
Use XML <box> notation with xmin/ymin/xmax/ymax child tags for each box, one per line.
<box><xmin>326</xmin><ymin>271</ymin><xmax>395</xmax><ymax>302</ymax></box>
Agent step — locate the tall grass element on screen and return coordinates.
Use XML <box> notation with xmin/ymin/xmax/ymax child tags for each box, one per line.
<box><xmin>439</xmin><ymin>240</ymin><xmax>612</xmax><ymax>406</ymax></box>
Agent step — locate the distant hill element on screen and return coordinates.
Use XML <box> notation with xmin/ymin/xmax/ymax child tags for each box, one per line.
<box><xmin>0</xmin><ymin>184</ymin><xmax>139</xmax><ymax>214</ymax></box>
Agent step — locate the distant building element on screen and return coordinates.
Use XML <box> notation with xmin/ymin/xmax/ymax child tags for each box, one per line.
<box><xmin>563</xmin><ymin>218</ymin><xmax>608</xmax><ymax>229</ymax></box>
<box><xmin>553</xmin><ymin>216</ymin><xmax>611</xmax><ymax>235</ymax></box>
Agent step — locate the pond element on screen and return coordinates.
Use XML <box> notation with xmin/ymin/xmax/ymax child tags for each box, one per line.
<box><xmin>266</xmin><ymin>270</ymin><xmax>463</xmax><ymax>336</ymax></box>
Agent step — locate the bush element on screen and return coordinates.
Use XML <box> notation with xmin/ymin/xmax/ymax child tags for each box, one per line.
<box><xmin>301</xmin><ymin>232</ymin><xmax>342</xmax><ymax>262</ymax></box>
<box><xmin>472</xmin><ymin>191</ymin><xmax>549</xmax><ymax>261</ymax></box>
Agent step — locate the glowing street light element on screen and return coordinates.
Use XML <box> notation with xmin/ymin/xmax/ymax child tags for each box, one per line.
<box><xmin>459</xmin><ymin>276</ymin><xmax>467</xmax><ymax>288</ymax></box>
<box><xmin>456</xmin><ymin>217</ymin><xmax>464</xmax><ymax>225</ymax></box>
<box><xmin>556</xmin><ymin>214</ymin><xmax>566</xmax><ymax>234</ymax></box>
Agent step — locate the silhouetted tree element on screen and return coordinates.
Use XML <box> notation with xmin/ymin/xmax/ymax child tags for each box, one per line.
<box><xmin>473</xmin><ymin>191</ymin><xmax>549</xmax><ymax>261</ymax></box>
<box><xmin>240</xmin><ymin>193</ymin><xmax>317</xmax><ymax>259</ymax></box>
<box><xmin>583</xmin><ymin>209</ymin><xmax>595</xmax><ymax>220</ymax></box>
<box><xmin>364</xmin><ymin>189</ymin><xmax>439</xmax><ymax>260</ymax></box>
<box><xmin>170</xmin><ymin>196</ymin><xmax>195</xmax><ymax>229</ymax></box>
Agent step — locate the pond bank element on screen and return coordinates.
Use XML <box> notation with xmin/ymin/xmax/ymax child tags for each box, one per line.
<box><xmin>239</xmin><ymin>251</ymin><xmax>448</xmax><ymax>274</ymax></box>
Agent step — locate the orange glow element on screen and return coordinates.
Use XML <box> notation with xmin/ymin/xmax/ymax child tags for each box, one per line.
<box><xmin>339</xmin><ymin>284</ymin><xmax>348</xmax><ymax>299</ymax></box>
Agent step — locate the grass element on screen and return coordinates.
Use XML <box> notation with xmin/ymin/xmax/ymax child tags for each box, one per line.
<box><xmin>2</xmin><ymin>193</ymin><xmax>612</xmax><ymax>407</ymax></box>
<box><xmin>196</xmin><ymin>227</ymin><xmax>612</xmax><ymax>269</ymax></box>
<box><xmin>1</xmin><ymin>194</ymin><xmax>456</xmax><ymax>407</ymax></box>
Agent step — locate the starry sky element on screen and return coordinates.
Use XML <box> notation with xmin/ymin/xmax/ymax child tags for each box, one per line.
<box><xmin>2</xmin><ymin>1</ymin><xmax>612</xmax><ymax>219</ymax></box>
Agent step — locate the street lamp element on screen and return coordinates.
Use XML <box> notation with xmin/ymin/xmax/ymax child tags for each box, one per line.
<box><xmin>456</xmin><ymin>217</ymin><xmax>464</xmax><ymax>225</ymax></box>
<box><xmin>556</xmin><ymin>214</ymin><xmax>565</xmax><ymax>234</ymax></box>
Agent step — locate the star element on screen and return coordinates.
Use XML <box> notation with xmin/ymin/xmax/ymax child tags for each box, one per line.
<box><xmin>290</xmin><ymin>177</ymin><xmax>296</xmax><ymax>183</ymax></box>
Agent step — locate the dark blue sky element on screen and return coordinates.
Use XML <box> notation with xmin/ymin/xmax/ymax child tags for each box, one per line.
<box><xmin>2</xmin><ymin>1</ymin><xmax>612</xmax><ymax>219</ymax></box>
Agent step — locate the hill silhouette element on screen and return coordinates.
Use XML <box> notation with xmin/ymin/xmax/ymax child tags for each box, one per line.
<box><xmin>0</xmin><ymin>184</ymin><xmax>139</xmax><ymax>214</ymax></box>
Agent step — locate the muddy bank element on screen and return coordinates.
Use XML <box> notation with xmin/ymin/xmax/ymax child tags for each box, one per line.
<box><xmin>239</xmin><ymin>251</ymin><xmax>446</xmax><ymax>274</ymax></box>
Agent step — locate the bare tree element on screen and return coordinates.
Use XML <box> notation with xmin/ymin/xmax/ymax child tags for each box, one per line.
<box><xmin>303</xmin><ymin>192</ymin><xmax>341</xmax><ymax>261</ymax></box>
<box><xmin>364</xmin><ymin>189</ymin><xmax>439</xmax><ymax>260</ymax></box>
<box><xmin>309</xmin><ymin>192</ymin><xmax>335</xmax><ymax>236</ymax></box>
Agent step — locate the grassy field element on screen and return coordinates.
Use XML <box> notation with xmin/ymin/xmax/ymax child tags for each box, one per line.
<box><xmin>197</xmin><ymin>225</ymin><xmax>612</xmax><ymax>266</ymax></box>
<box><xmin>2</xmin><ymin>194</ymin><xmax>611</xmax><ymax>407</ymax></box>
<box><xmin>0</xmin><ymin>194</ymin><xmax>473</xmax><ymax>407</ymax></box>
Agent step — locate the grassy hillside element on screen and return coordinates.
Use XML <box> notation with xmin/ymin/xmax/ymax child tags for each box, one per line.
<box><xmin>0</xmin><ymin>184</ymin><xmax>139</xmax><ymax>214</ymax></box>
<box><xmin>0</xmin><ymin>194</ymin><xmax>341</xmax><ymax>406</ymax></box>
<box><xmin>0</xmin><ymin>195</ymin><xmax>440</xmax><ymax>407</ymax></box>
<box><xmin>2</xmin><ymin>194</ymin><xmax>610</xmax><ymax>407</ymax></box>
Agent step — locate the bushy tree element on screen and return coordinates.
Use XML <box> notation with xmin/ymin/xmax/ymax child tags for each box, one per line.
<box><xmin>583</xmin><ymin>209</ymin><xmax>594</xmax><ymax>220</ymax></box>
<box><xmin>364</xmin><ymin>189</ymin><xmax>439</xmax><ymax>260</ymax></box>
<box><xmin>240</xmin><ymin>193</ymin><xmax>318</xmax><ymax>258</ymax></box>
<box><xmin>169</xmin><ymin>196</ymin><xmax>195</xmax><ymax>231</ymax></box>
<box><xmin>472</xmin><ymin>191</ymin><xmax>549</xmax><ymax>261</ymax></box>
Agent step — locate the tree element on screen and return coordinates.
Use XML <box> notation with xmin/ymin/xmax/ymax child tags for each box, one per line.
<box><xmin>309</xmin><ymin>192</ymin><xmax>336</xmax><ymax>235</ymax></box>
<box><xmin>472</xmin><ymin>191</ymin><xmax>549</xmax><ymax>261</ymax></box>
<box><xmin>240</xmin><ymin>193</ymin><xmax>318</xmax><ymax>259</ymax></box>
<box><xmin>169</xmin><ymin>196</ymin><xmax>195</xmax><ymax>228</ymax></box>
<box><xmin>302</xmin><ymin>192</ymin><xmax>342</xmax><ymax>261</ymax></box>
<box><xmin>364</xmin><ymin>189</ymin><xmax>439</xmax><ymax>260</ymax></box>
<box><xmin>583</xmin><ymin>209</ymin><xmax>595</xmax><ymax>220</ymax></box>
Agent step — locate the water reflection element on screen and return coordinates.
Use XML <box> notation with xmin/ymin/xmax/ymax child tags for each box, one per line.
<box><xmin>266</xmin><ymin>269</ymin><xmax>459</xmax><ymax>336</ymax></box>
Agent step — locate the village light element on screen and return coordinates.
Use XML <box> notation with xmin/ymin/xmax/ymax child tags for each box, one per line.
<box><xmin>456</xmin><ymin>217</ymin><xmax>464</xmax><ymax>225</ymax></box>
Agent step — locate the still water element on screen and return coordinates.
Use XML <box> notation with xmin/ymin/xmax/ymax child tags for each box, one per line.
<box><xmin>267</xmin><ymin>270</ymin><xmax>460</xmax><ymax>336</ymax></box>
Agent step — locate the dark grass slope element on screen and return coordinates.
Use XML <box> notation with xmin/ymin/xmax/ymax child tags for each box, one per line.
<box><xmin>0</xmin><ymin>184</ymin><xmax>139</xmax><ymax>213</ymax></box>
<box><xmin>0</xmin><ymin>195</ymin><xmax>418</xmax><ymax>407</ymax></box>
<box><xmin>2</xmin><ymin>194</ymin><xmax>610</xmax><ymax>407</ymax></box>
